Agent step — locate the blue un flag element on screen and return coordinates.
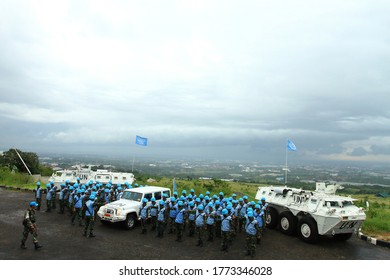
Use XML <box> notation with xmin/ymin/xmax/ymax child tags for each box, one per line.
<box><xmin>287</xmin><ymin>139</ymin><xmax>297</xmax><ymax>151</ymax></box>
<box><xmin>135</xmin><ymin>135</ymin><xmax>148</xmax><ymax>146</ymax></box>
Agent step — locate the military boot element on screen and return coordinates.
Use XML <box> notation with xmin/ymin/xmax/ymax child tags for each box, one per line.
<box><xmin>20</xmin><ymin>242</ymin><xmax>27</xmax><ymax>249</ymax></box>
<box><xmin>34</xmin><ymin>243</ymin><xmax>42</xmax><ymax>250</ymax></box>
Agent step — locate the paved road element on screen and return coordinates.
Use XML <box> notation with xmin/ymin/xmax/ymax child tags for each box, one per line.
<box><xmin>0</xmin><ymin>188</ymin><xmax>389</xmax><ymax>260</ymax></box>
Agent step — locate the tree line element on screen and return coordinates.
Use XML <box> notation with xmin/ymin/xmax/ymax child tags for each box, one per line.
<box><xmin>0</xmin><ymin>149</ymin><xmax>53</xmax><ymax>176</ymax></box>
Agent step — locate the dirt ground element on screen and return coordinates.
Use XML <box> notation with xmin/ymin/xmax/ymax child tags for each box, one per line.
<box><xmin>0</xmin><ymin>187</ymin><xmax>389</xmax><ymax>260</ymax></box>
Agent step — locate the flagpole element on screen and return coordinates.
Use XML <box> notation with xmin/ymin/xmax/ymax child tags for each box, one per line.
<box><xmin>285</xmin><ymin>142</ymin><xmax>288</xmax><ymax>186</ymax></box>
<box><xmin>131</xmin><ymin>155</ymin><xmax>135</xmax><ymax>172</ymax></box>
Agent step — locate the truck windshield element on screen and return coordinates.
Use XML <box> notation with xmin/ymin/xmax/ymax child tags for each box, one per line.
<box><xmin>121</xmin><ymin>191</ymin><xmax>142</xmax><ymax>202</ymax></box>
<box><xmin>342</xmin><ymin>201</ymin><xmax>353</xmax><ymax>207</ymax></box>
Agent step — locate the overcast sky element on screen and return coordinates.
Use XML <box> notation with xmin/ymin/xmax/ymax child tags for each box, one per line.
<box><xmin>1</xmin><ymin>0</ymin><xmax>390</xmax><ymax>164</ymax></box>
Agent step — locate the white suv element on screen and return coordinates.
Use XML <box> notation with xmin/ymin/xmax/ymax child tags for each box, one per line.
<box><xmin>97</xmin><ymin>186</ymin><xmax>171</xmax><ymax>229</ymax></box>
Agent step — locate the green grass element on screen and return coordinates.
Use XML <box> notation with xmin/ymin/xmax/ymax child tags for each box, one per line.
<box><xmin>352</xmin><ymin>194</ymin><xmax>390</xmax><ymax>237</ymax></box>
<box><xmin>0</xmin><ymin>167</ymin><xmax>36</xmax><ymax>188</ymax></box>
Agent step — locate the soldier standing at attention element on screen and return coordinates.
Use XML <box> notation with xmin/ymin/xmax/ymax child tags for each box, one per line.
<box><xmin>71</xmin><ymin>190</ymin><xmax>83</xmax><ymax>226</ymax></box>
<box><xmin>156</xmin><ymin>200</ymin><xmax>167</xmax><ymax>238</ymax></box>
<box><xmin>50</xmin><ymin>181</ymin><xmax>57</xmax><ymax>210</ymax></box>
<box><xmin>58</xmin><ymin>183</ymin><xmax>66</xmax><ymax>214</ymax></box>
<box><xmin>214</xmin><ymin>201</ymin><xmax>223</xmax><ymax>238</ymax></box>
<box><xmin>21</xmin><ymin>202</ymin><xmax>42</xmax><ymax>250</ymax></box>
<box><xmin>206</xmin><ymin>203</ymin><xmax>216</xmax><ymax>242</ymax></box>
<box><xmin>150</xmin><ymin>197</ymin><xmax>158</xmax><ymax>231</ymax></box>
<box><xmin>238</xmin><ymin>197</ymin><xmax>247</xmax><ymax>232</ymax></box>
<box><xmin>35</xmin><ymin>182</ymin><xmax>42</xmax><ymax>211</ymax></box>
<box><xmin>245</xmin><ymin>210</ymin><xmax>260</xmax><ymax>258</ymax></box>
<box><xmin>175</xmin><ymin>201</ymin><xmax>185</xmax><ymax>242</ymax></box>
<box><xmin>168</xmin><ymin>197</ymin><xmax>178</xmax><ymax>234</ymax></box>
<box><xmin>83</xmin><ymin>195</ymin><xmax>96</xmax><ymax>238</ymax></box>
<box><xmin>45</xmin><ymin>183</ymin><xmax>52</xmax><ymax>212</ymax></box>
<box><xmin>139</xmin><ymin>198</ymin><xmax>149</xmax><ymax>234</ymax></box>
<box><xmin>195</xmin><ymin>204</ymin><xmax>206</xmax><ymax>247</ymax></box>
<box><xmin>186</xmin><ymin>201</ymin><xmax>196</xmax><ymax>237</ymax></box>
<box><xmin>221</xmin><ymin>209</ymin><xmax>232</xmax><ymax>252</ymax></box>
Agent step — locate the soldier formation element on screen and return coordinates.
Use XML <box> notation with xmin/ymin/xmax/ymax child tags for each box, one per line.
<box><xmin>28</xmin><ymin>179</ymin><xmax>269</xmax><ymax>258</ymax></box>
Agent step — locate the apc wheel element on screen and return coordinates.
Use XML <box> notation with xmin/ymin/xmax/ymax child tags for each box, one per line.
<box><xmin>100</xmin><ymin>219</ymin><xmax>109</xmax><ymax>225</ymax></box>
<box><xmin>297</xmin><ymin>217</ymin><xmax>319</xmax><ymax>243</ymax></box>
<box><xmin>333</xmin><ymin>233</ymin><xmax>353</xmax><ymax>241</ymax></box>
<box><xmin>279</xmin><ymin>212</ymin><xmax>297</xmax><ymax>235</ymax></box>
<box><xmin>266</xmin><ymin>207</ymin><xmax>279</xmax><ymax>229</ymax></box>
<box><xmin>123</xmin><ymin>214</ymin><xmax>136</xmax><ymax>230</ymax></box>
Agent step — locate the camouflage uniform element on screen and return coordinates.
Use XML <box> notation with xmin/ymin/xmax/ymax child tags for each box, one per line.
<box><xmin>175</xmin><ymin>206</ymin><xmax>185</xmax><ymax>242</ymax></box>
<box><xmin>245</xmin><ymin>215</ymin><xmax>260</xmax><ymax>257</ymax></box>
<box><xmin>35</xmin><ymin>185</ymin><xmax>42</xmax><ymax>211</ymax></box>
<box><xmin>71</xmin><ymin>193</ymin><xmax>83</xmax><ymax>226</ymax></box>
<box><xmin>186</xmin><ymin>205</ymin><xmax>196</xmax><ymax>237</ymax></box>
<box><xmin>156</xmin><ymin>203</ymin><xmax>167</xmax><ymax>238</ymax></box>
<box><xmin>150</xmin><ymin>201</ymin><xmax>158</xmax><ymax>231</ymax></box>
<box><xmin>45</xmin><ymin>185</ymin><xmax>52</xmax><ymax>212</ymax></box>
<box><xmin>51</xmin><ymin>184</ymin><xmax>57</xmax><ymax>209</ymax></box>
<box><xmin>195</xmin><ymin>208</ymin><xmax>206</xmax><ymax>247</ymax></box>
<box><xmin>21</xmin><ymin>204</ymin><xmax>42</xmax><ymax>249</ymax></box>
<box><xmin>221</xmin><ymin>213</ymin><xmax>232</xmax><ymax>251</ymax></box>
<box><xmin>83</xmin><ymin>197</ymin><xmax>96</xmax><ymax>237</ymax></box>
<box><xmin>139</xmin><ymin>202</ymin><xmax>149</xmax><ymax>234</ymax></box>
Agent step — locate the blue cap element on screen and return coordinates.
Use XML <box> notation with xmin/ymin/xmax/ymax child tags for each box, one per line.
<box><xmin>142</xmin><ymin>198</ymin><xmax>148</xmax><ymax>203</ymax></box>
<box><xmin>170</xmin><ymin>197</ymin><xmax>176</xmax><ymax>202</ymax></box>
<box><xmin>30</xmin><ymin>201</ymin><xmax>38</xmax><ymax>207</ymax></box>
<box><xmin>219</xmin><ymin>192</ymin><xmax>224</xmax><ymax>196</ymax></box>
<box><xmin>178</xmin><ymin>201</ymin><xmax>184</xmax><ymax>207</ymax></box>
<box><xmin>89</xmin><ymin>195</ymin><xmax>96</xmax><ymax>200</ymax></box>
<box><xmin>36</xmin><ymin>182</ymin><xmax>40</xmax><ymax>186</ymax></box>
<box><xmin>190</xmin><ymin>189</ymin><xmax>195</xmax><ymax>193</ymax></box>
<box><xmin>159</xmin><ymin>200</ymin><xmax>165</xmax><ymax>205</ymax></box>
<box><xmin>247</xmin><ymin>211</ymin><xmax>254</xmax><ymax>217</ymax></box>
<box><xmin>151</xmin><ymin>197</ymin><xmax>156</xmax><ymax>202</ymax></box>
<box><xmin>197</xmin><ymin>205</ymin><xmax>204</xmax><ymax>211</ymax></box>
<box><xmin>261</xmin><ymin>197</ymin><xmax>266</xmax><ymax>201</ymax></box>
<box><xmin>222</xmin><ymin>209</ymin><xmax>228</xmax><ymax>215</ymax></box>
<box><xmin>182</xmin><ymin>190</ymin><xmax>187</xmax><ymax>194</ymax></box>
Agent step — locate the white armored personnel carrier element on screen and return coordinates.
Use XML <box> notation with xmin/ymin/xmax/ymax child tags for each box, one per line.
<box><xmin>255</xmin><ymin>182</ymin><xmax>366</xmax><ymax>243</ymax></box>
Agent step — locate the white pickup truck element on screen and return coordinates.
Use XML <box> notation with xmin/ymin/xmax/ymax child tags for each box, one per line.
<box><xmin>97</xmin><ymin>186</ymin><xmax>171</xmax><ymax>229</ymax></box>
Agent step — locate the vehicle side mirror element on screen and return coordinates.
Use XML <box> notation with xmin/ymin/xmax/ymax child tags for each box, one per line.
<box><xmin>326</xmin><ymin>202</ymin><xmax>331</xmax><ymax>208</ymax></box>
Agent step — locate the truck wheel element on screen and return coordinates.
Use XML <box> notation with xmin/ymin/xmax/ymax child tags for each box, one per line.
<box><xmin>333</xmin><ymin>233</ymin><xmax>353</xmax><ymax>241</ymax></box>
<box><xmin>123</xmin><ymin>214</ymin><xmax>136</xmax><ymax>230</ymax></box>
<box><xmin>266</xmin><ymin>207</ymin><xmax>279</xmax><ymax>229</ymax></box>
<box><xmin>297</xmin><ymin>217</ymin><xmax>319</xmax><ymax>243</ymax></box>
<box><xmin>100</xmin><ymin>219</ymin><xmax>108</xmax><ymax>225</ymax></box>
<box><xmin>279</xmin><ymin>212</ymin><xmax>297</xmax><ymax>235</ymax></box>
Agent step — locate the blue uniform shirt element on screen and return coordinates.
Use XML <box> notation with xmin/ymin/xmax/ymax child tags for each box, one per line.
<box><xmin>245</xmin><ymin>217</ymin><xmax>258</xmax><ymax>235</ymax></box>
<box><xmin>85</xmin><ymin>200</ymin><xmax>95</xmax><ymax>217</ymax></box>
<box><xmin>157</xmin><ymin>208</ymin><xmax>166</xmax><ymax>222</ymax></box>
<box><xmin>221</xmin><ymin>215</ymin><xmax>231</xmax><ymax>232</ymax></box>
<box><xmin>140</xmin><ymin>204</ymin><xmax>149</xmax><ymax>219</ymax></box>
<box><xmin>195</xmin><ymin>212</ymin><xmax>205</xmax><ymax>227</ymax></box>
<box><xmin>175</xmin><ymin>208</ymin><xmax>185</xmax><ymax>224</ymax></box>
<box><xmin>74</xmin><ymin>195</ymin><xmax>83</xmax><ymax>208</ymax></box>
<box><xmin>36</xmin><ymin>188</ymin><xmax>41</xmax><ymax>199</ymax></box>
